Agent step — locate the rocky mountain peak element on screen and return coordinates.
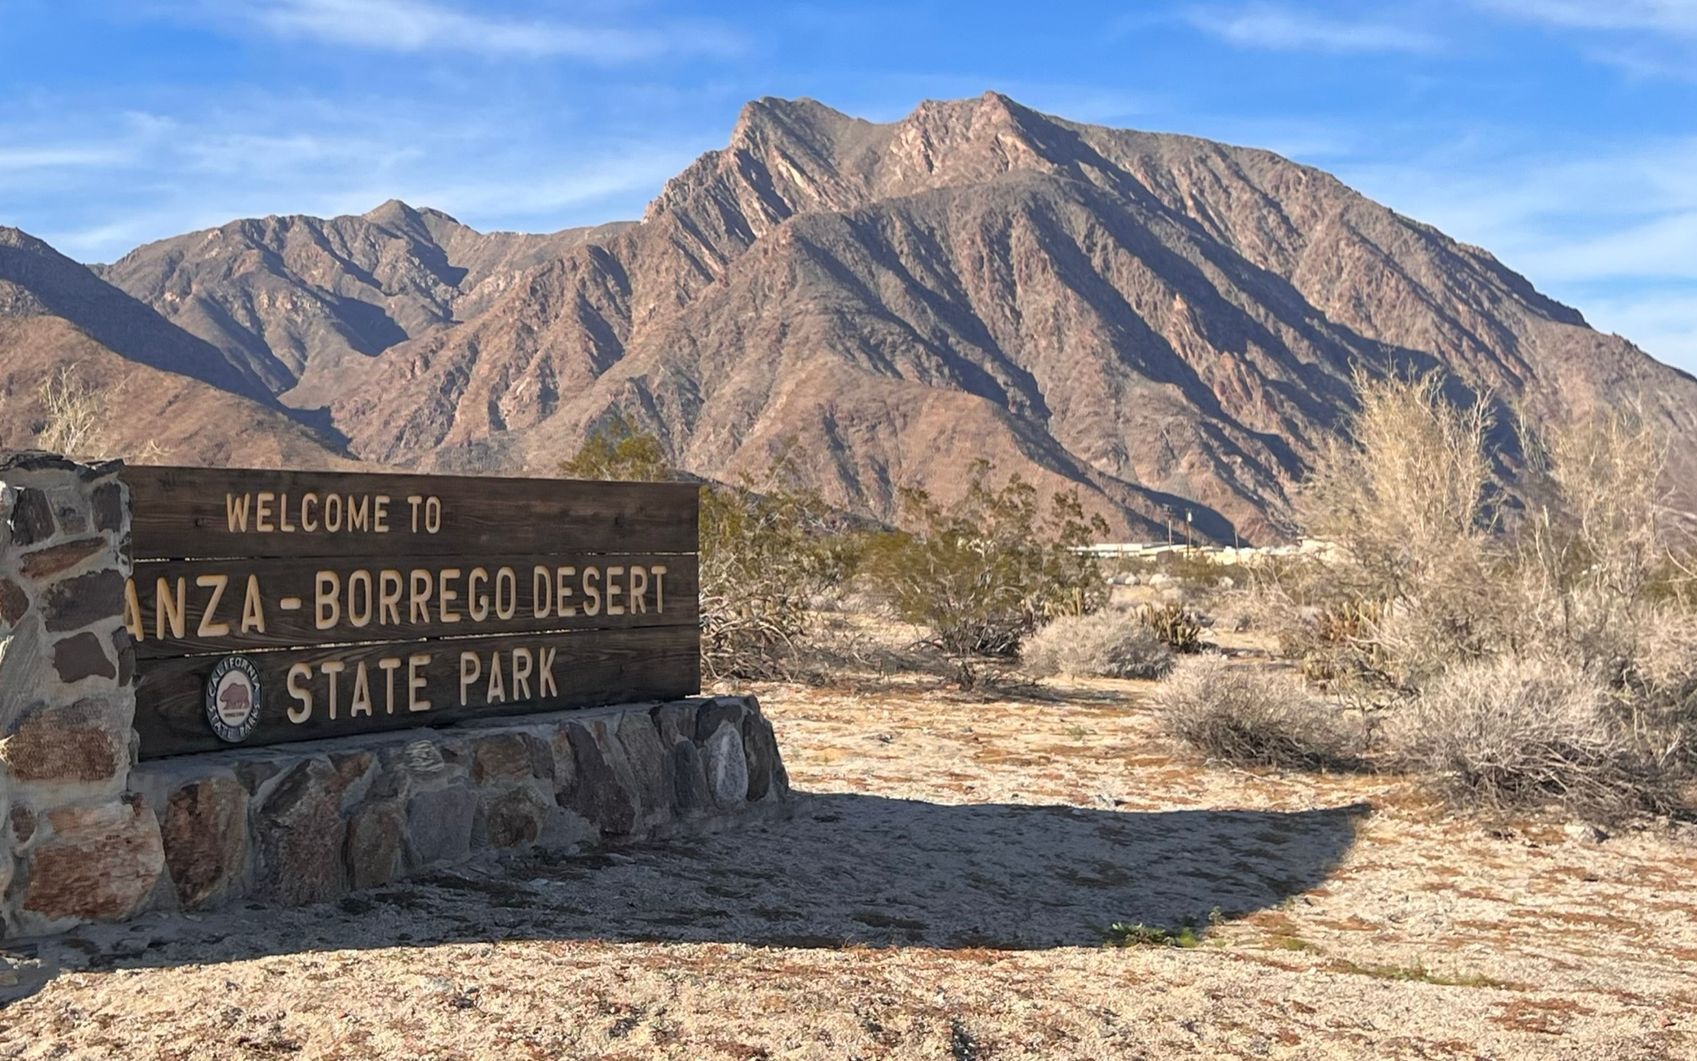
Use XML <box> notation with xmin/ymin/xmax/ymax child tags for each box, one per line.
<box><xmin>20</xmin><ymin>94</ymin><xmax>1691</xmax><ymax>542</ymax></box>
<box><xmin>362</xmin><ymin>198</ymin><xmax>425</xmax><ymax>226</ymax></box>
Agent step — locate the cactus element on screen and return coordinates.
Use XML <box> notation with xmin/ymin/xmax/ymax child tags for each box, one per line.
<box><xmin>1137</xmin><ymin>602</ymin><xmax>1207</xmax><ymax>653</ymax></box>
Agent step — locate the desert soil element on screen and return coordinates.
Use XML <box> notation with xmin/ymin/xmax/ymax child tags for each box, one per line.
<box><xmin>2</xmin><ymin>660</ymin><xmax>1695</xmax><ymax>1059</ymax></box>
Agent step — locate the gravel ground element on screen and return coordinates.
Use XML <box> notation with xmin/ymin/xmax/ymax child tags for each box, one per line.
<box><xmin>2</xmin><ymin>667</ymin><xmax>1695</xmax><ymax>1059</ymax></box>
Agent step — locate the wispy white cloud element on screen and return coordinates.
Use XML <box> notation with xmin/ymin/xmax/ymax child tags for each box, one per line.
<box><xmin>0</xmin><ymin>89</ymin><xmax>712</xmax><ymax>261</ymax></box>
<box><xmin>1335</xmin><ymin>133</ymin><xmax>1697</xmax><ymax>367</ymax></box>
<box><xmin>0</xmin><ymin>145</ymin><xmax>131</xmax><ymax>170</ymax></box>
<box><xmin>1181</xmin><ymin>3</ymin><xmax>1443</xmax><ymax>54</ymax></box>
<box><xmin>1578</xmin><ymin>287</ymin><xmax>1697</xmax><ymax>365</ymax></box>
<box><xmin>182</xmin><ymin>0</ymin><xmax>743</xmax><ymax>61</ymax></box>
<box><xmin>1477</xmin><ymin>0</ymin><xmax>1697</xmax><ymax>78</ymax></box>
<box><xmin>1478</xmin><ymin>0</ymin><xmax>1697</xmax><ymax>35</ymax></box>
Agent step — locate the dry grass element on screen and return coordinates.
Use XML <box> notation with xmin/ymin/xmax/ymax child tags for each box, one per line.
<box><xmin>1387</xmin><ymin>654</ymin><xmax>1683</xmax><ymax>819</ymax></box>
<box><xmin>1021</xmin><ymin>609</ymin><xmax>1173</xmax><ymax>679</ymax></box>
<box><xmin>1153</xmin><ymin>655</ymin><xmax>1362</xmax><ymax>768</ymax></box>
<box><xmin>4</xmin><ymin>657</ymin><xmax>1696</xmax><ymax>1058</ymax></box>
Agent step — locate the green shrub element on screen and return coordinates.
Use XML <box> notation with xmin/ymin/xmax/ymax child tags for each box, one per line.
<box><xmin>559</xmin><ymin>413</ymin><xmax>674</xmax><ymax>483</ymax></box>
<box><xmin>859</xmin><ymin>461</ymin><xmax>1107</xmax><ymax>661</ymax></box>
<box><xmin>562</xmin><ymin>420</ymin><xmax>849</xmax><ymax>680</ymax></box>
<box><xmin>1105</xmin><ymin>922</ymin><xmax>1201</xmax><ymax>948</ymax></box>
<box><xmin>697</xmin><ymin>468</ymin><xmax>852</xmax><ymax>679</ymax></box>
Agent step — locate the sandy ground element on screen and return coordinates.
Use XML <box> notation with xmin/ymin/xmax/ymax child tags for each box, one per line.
<box><xmin>2</xmin><ymin>656</ymin><xmax>1696</xmax><ymax>1058</ymax></box>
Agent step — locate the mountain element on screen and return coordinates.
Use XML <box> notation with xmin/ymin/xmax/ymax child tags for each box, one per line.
<box><xmin>0</xmin><ymin>227</ymin><xmax>349</xmax><ymax>467</ymax></box>
<box><xmin>83</xmin><ymin>94</ymin><xmax>1697</xmax><ymax>539</ymax></box>
<box><xmin>99</xmin><ymin>201</ymin><xmax>631</xmax><ymax>406</ymax></box>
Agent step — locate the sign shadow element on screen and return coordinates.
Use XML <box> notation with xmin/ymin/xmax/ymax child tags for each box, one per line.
<box><xmin>3</xmin><ymin>791</ymin><xmax>1369</xmax><ymax>998</ymax></box>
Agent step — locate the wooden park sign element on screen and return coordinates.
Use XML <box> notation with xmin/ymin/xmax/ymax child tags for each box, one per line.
<box><xmin>123</xmin><ymin>467</ymin><xmax>700</xmax><ymax>758</ymax></box>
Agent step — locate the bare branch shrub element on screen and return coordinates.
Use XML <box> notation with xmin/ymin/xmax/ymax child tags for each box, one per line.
<box><xmin>698</xmin><ymin>466</ymin><xmax>851</xmax><ymax>680</ymax></box>
<box><xmin>1387</xmin><ymin>654</ymin><xmax>1681</xmax><ymax>819</ymax></box>
<box><xmin>1515</xmin><ymin>405</ymin><xmax>1689</xmax><ymax>675</ymax></box>
<box><xmin>1022</xmin><ymin>610</ymin><xmax>1173</xmax><ymax>680</ymax></box>
<box><xmin>1253</xmin><ymin>374</ymin><xmax>1696</xmax><ymax>815</ymax></box>
<box><xmin>1153</xmin><ymin>656</ymin><xmax>1361</xmax><ymax>768</ymax></box>
<box><xmin>35</xmin><ymin>364</ymin><xmax>108</xmax><ymax>457</ymax></box>
<box><xmin>1276</xmin><ymin>371</ymin><xmax>1505</xmax><ymax>691</ymax></box>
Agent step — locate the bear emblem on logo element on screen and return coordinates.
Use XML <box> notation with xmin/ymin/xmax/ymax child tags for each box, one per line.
<box><xmin>204</xmin><ymin>656</ymin><xmax>262</xmax><ymax>744</ymax></box>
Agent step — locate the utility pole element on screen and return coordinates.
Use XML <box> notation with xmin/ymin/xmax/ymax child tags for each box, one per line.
<box><xmin>1185</xmin><ymin>509</ymin><xmax>1193</xmax><ymax>554</ymax></box>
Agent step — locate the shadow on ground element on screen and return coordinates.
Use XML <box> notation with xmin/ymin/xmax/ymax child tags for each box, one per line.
<box><xmin>3</xmin><ymin>791</ymin><xmax>1369</xmax><ymax>999</ymax></box>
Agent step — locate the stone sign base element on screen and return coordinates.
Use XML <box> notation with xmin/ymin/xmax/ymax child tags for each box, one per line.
<box><xmin>11</xmin><ymin>696</ymin><xmax>788</xmax><ymax>936</ymax></box>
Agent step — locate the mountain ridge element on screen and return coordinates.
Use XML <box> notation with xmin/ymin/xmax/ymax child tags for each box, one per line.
<box><xmin>7</xmin><ymin>92</ymin><xmax>1691</xmax><ymax>540</ymax></box>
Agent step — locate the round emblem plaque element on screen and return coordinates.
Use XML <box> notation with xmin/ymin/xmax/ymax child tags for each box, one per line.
<box><xmin>204</xmin><ymin>656</ymin><xmax>262</xmax><ymax>744</ymax></box>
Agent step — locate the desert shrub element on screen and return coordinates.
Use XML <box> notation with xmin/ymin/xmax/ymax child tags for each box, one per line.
<box><xmin>560</xmin><ymin>413</ymin><xmax>674</xmax><ymax>482</ymax></box>
<box><xmin>562</xmin><ymin>420</ymin><xmax>850</xmax><ymax>680</ymax></box>
<box><xmin>1276</xmin><ymin>372</ymin><xmax>1510</xmax><ymax>690</ymax></box>
<box><xmin>34</xmin><ymin>364</ymin><xmax>108</xmax><ymax>457</ymax></box>
<box><xmin>1105</xmin><ymin>921</ymin><xmax>1201</xmax><ymax>948</ymax></box>
<box><xmin>1136</xmin><ymin>602</ymin><xmax>1207</xmax><ymax>654</ymax></box>
<box><xmin>1274</xmin><ymin>599</ymin><xmax>1394</xmax><ymax>685</ymax></box>
<box><xmin>859</xmin><ymin>461</ymin><xmax>1107</xmax><ymax>661</ymax></box>
<box><xmin>1255</xmin><ymin>376</ymin><xmax>1697</xmax><ymax>815</ymax></box>
<box><xmin>1153</xmin><ymin>656</ymin><xmax>1359</xmax><ymax>767</ymax></box>
<box><xmin>1022</xmin><ymin>610</ymin><xmax>1173</xmax><ymax>680</ymax></box>
<box><xmin>1388</xmin><ymin>655</ymin><xmax>1683</xmax><ymax>818</ymax></box>
<box><xmin>698</xmin><ymin>468</ymin><xmax>853</xmax><ymax>680</ymax></box>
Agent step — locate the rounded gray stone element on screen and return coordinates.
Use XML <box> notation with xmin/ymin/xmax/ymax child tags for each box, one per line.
<box><xmin>703</xmin><ymin>723</ymin><xmax>749</xmax><ymax>808</ymax></box>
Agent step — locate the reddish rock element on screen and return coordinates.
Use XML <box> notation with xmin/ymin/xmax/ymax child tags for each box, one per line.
<box><xmin>0</xmin><ymin>697</ymin><xmax>128</xmax><ymax>785</ymax></box>
<box><xmin>481</xmin><ymin>788</ymin><xmax>546</xmax><ymax>848</ymax></box>
<box><xmin>41</xmin><ymin>568</ymin><xmax>123</xmax><ymax>632</ymax></box>
<box><xmin>0</xmin><ymin>578</ymin><xmax>27</xmax><ymax>626</ymax></box>
<box><xmin>331</xmin><ymin>751</ymin><xmax>376</xmax><ymax>804</ymax></box>
<box><xmin>11</xmin><ymin>804</ymin><xmax>35</xmax><ymax>844</ymax></box>
<box><xmin>160</xmin><ymin>777</ymin><xmax>249</xmax><ymax>908</ymax></box>
<box><xmin>20</xmin><ymin>537</ymin><xmax>104</xmax><ymax>580</ymax></box>
<box><xmin>472</xmin><ymin>733</ymin><xmax>542</xmax><ymax>784</ymax></box>
<box><xmin>345</xmin><ymin>800</ymin><xmax>407</xmax><ymax>889</ymax></box>
<box><xmin>52</xmin><ymin>631</ymin><xmax>116</xmax><ymax>683</ymax></box>
<box><xmin>254</xmin><ymin>759</ymin><xmax>346</xmax><ymax>904</ymax></box>
<box><xmin>23</xmin><ymin>798</ymin><xmax>164</xmax><ymax>923</ymax></box>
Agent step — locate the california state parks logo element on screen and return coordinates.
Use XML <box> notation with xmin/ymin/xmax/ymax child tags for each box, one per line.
<box><xmin>204</xmin><ymin>656</ymin><xmax>262</xmax><ymax>743</ymax></box>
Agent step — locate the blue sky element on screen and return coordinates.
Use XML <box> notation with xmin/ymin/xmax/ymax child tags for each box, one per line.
<box><xmin>2</xmin><ymin>1</ymin><xmax>1694</xmax><ymax>370</ymax></box>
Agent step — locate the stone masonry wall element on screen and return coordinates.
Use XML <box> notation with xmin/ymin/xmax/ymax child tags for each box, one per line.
<box><xmin>0</xmin><ymin>451</ymin><xmax>789</xmax><ymax>939</ymax></box>
<box><xmin>0</xmin><ymin>453</ymin><xmax>145</xmax><ymax>937</ymax></box>
<box><xmin>124</xmin><ymin>697</ymin><xmax>789</xmax><ymax>918</ymax></box>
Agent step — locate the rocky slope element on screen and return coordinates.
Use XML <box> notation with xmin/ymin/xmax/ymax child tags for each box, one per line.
<box><xmin>0</xmin><ymin>227</ymin><xmax>349</xmax><ymax>467</ymax></box>
<box><xmin>79</xmin><ymin>94</ymin><xmax>1697</xmax><ymax>538</ymax></box>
